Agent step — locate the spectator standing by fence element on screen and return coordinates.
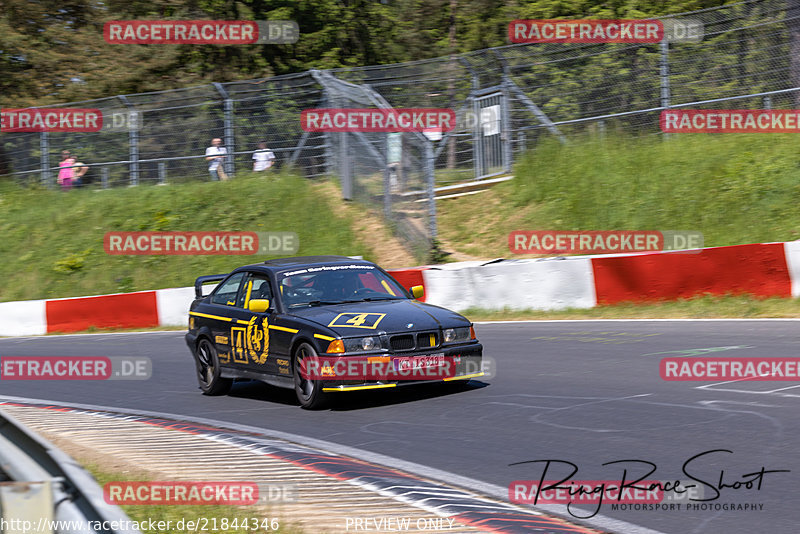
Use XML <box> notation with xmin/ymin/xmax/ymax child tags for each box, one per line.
<box><xmin>72</xmin><ymin>159</ymin><xmax>89</xmax><ymax>187</ymax></box>
<box><xmin>252</xmin><ymin>141</ymin><xmax>276</xmax><ymax>172</ymax></box>
<box><xmin>58</xmin><ymin>150</ymin><xmax>75</xmax><ymax>191</ymax></box>
<box><xmin>205</xmin><ymin>138</ymin><xmax>228</xmax><ymax>180</ymax></box>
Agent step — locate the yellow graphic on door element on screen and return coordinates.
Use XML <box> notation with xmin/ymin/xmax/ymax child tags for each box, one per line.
<box><xmin>230</xmin><ymin>316</ymin><xmax>269</xmax><ymax>365</ymax></box>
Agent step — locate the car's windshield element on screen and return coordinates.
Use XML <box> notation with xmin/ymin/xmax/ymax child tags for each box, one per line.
<box><xmin>279</xmin><ymin>264</ymin><xmax>406</xmax><ymax>308</ymax></box>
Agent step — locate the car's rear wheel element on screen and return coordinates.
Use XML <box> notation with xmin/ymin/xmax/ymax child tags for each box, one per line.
<box><xmin>293</xmin><ymin>342</ymin><xmax>328</xmax><ymax>409</ymax></box>
<box><xmin>195</xmin><ymin>338</ymin><xmax>232</xmax><ymax>395</ymax></box>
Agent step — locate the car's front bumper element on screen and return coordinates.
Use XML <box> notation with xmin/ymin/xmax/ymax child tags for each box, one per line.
<box><xmin>319</xmin><ymin>343</ymin><xmax>483</xmax><ymax>392</ymax></box>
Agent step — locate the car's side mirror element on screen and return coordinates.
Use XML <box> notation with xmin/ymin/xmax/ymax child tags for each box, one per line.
<box><xmin>248</xmin><ymin>299</ymin><xmax>270</xmax><ymax>313</ymax></box>
<box><xmin>410</xmin><ymin>285</ymin><xmax>424</xmax><ymax>299</ymax></box>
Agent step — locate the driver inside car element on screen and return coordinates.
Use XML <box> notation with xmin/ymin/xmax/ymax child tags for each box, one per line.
<box><xmin>318</xmin><ymin>271</ymin><xmax>360</xmax><ymax>301</ymax></box>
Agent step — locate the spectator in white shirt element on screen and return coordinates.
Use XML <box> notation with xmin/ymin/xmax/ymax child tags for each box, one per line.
<box><xmin>253</xmin><ymin>141</ymin><xmax>276</xmax><ymax>172</ymax></box>
<box><xmin>205</xmin><ymin>138</ymin><xmax>228</xmax><ymax>180</ymax></box>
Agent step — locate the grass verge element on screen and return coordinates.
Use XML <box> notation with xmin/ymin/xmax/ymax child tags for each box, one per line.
<box><xmin>437</xmin><ymin>133</ymin><xmax>800</xmax><ymax>259</ymax></box>
<box><xmin>84</xmin><ymin>463</ymin><xmax>300</xmax><ymax>533</ymax></box>
<box><xmin>0</xmin><ymin>171</ymin><xmax>371</xmax><ymax>301</ymax></box>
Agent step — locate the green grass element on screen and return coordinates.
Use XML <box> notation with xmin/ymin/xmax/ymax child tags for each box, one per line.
<box><xmin>463</xmin><ymin>295</ymin><xmax>800</xmax><ymax>321</ymax></box>
<box><xmin>85</xmin><ymin>463</ymin><xmax>301</xmax><ymax>533</ymax></box>
<box><xmin>434</xmin><ymin>167</ymin><xmax>475</xmax><ymax>186</ymax></box>
<box><xmin>7</xmin><ymin>133</ymin><xmax>800</xmax><ymax>317</ymax></box>
<box><xmin>0</xmin><ymin>171</ymin><xmax>371</xmax><ymax>301</ymax></box>
<box><xmin>438</xmin><ymin>133</ymin><xmax>800</xmax><ymax>258</ymax></box>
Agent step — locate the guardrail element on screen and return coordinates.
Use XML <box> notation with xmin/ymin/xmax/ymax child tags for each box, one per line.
<box><xmin>0</xmin><ymin>408</ymin><xmax>141</xmax><ymax>534</ymax></box>
<box><xmin>2</xmin><ymin>241</ymin><xmax>800</xmax><ymax>335</ymax></box>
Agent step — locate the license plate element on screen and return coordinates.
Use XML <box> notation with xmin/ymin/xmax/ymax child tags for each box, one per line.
<box><xmin>394</xmin><ymin>353</ymin><xmax>444</xmax><ymax>372</ymax></box>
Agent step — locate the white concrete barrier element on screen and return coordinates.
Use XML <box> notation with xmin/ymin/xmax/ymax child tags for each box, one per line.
<box><xmin>155</xmin><ymin>287</ymin><xmax>197</xmax><ymax>327</ymax></box>
<box><xmin>0</xmin><ymin>299</ymin><xmax>47</xmax><ymax>336</ymax></box>
<box><xmin>423</xmin><ymin>258</ymin><xmax>597</xmax><ymax>311</ymax></box>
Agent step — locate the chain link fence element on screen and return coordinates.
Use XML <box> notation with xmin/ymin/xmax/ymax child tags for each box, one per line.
<box><xmin>1</xmin><ymin>0</ymin><xmax>797</xmax><ymax>257</ymax></box>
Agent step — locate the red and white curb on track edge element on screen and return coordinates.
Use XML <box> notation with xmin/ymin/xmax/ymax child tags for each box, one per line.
<box><xmin>0</xmin><ymin>396</ymin><xmax>668</xmax><ymax>534</ymax></box>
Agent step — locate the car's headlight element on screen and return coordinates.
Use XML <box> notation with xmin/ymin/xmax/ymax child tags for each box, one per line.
<box><xmin>444</xmin><ymin>326</ymin><xmax>471</xmax><ymax>343</ymax></box>
<box><xmin>343</xmin><ymin>336</ymin><xmax>383</xmax><ymax>352</ymax></box>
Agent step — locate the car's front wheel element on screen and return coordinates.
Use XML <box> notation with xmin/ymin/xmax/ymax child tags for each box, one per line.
<box><xmin>194</xmin><ymin>338</ymin><xmax>232</xmax><ymax>395</ymax></box>
<box><xmin>293</xmin><ymin>342</ymin><xmax>328</xmax><ymax>409</ymax></box>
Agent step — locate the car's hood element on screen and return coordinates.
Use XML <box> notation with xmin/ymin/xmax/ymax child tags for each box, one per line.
<box><xmin>287</xmin><ymin>299</ymin><xmax>469</xmax><ymax>334</ymax></box>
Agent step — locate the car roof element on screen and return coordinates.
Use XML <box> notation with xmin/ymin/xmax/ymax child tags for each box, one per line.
<box><xmin>233</xmin><ymin>256</ymin><xmax>375</xmax><ymax>274</ymax></box>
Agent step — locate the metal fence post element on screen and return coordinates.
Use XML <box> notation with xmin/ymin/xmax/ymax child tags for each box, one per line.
<box><xmin>130</xmin><ymin>123</ymin><xmax>139</xmax><ymax>185</ymax></box>
<box><xmin>425</xmin><ymin>140</ymin><xmax>437</xmax><ymax>240</ymax></box>
<box><xmin>325</xmin><ymin>81</ymin><xmax>352</xmax><ymax>200</ymax></box>
<box><xmin>492</xmin><ymin>52</ymin><xmax>514</xmax><ymax>174</ymax></box>
<box><xmin>322</xmin><ymin>93</ymin><xmax>334</xmax><ymax>178</ymax></box>
<box><xmin>500</xmin><ymin>74</ymin><xmax>513</xmax><ymax>174</ymax></box>
<box><xmin>213</xmin><ymin>83</ymin><xmax>235</xmax><ymax>178</ymax></box>
<box><xmin>158</xmin><ymin>161</ymin><xmax>167</xmax><ymax>185</ymax></box>
<box><xmin>340</xmin><ymin>132</ymin><xmax>352</xmax><ymax>200</ymax></box>
<box><xmin>383</xmin><ymin>168</ymin><xmax>391</xmax><ymax>220</ymax></box>
<box><xmin>224</xmin><ymin>99</ymin><xmax>235</xmax><ymax>177</ymax></box>
<box><xmin>102</xmin><ymin>166</ymin><xmax>109</xmax><ymax>189</ymax></box>
<box><xmin>458</xmin><ymin>58</ymin><xmax>485</xmax><ymax>180</ymax></box>
<box><xmin>39</xmin><ymin>132</ymin><xmax>50</xmax><ymax>187</ymax></box>
<box><xmin>383</xmin><ymin>135</ymin><xmax>391</xmax><ymax>219</ymax></box>
<box><xmin>660</xmin><ymin>39</ymin><xmax>671</xmax><ymax>139</ymax></box>
<box><xmin>310</xmin><ymin>70</ymin><xmax>335</xmax><ymax>178</ymax></box>
<box><xmin>119</xmin><ymin>96</ymin><xmax>138</xmax><ymax>185</ymax></box>
<box><xmin>472</xmin><ymin>96</ymin><xmax>482</xmax><ymax>180</ymax></box>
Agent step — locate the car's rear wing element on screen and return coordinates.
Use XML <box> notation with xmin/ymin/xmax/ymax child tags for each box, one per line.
<box><xmin>194</xmin><ymin>274</ymin><xmax>228</xmax><ymax>299</ymax></box>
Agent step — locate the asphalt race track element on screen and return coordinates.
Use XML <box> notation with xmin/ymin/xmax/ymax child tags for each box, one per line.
<box><xmin>1</xmin><ymin>320</ymin><xmax>799</xmax><ymax>534</ymax></box>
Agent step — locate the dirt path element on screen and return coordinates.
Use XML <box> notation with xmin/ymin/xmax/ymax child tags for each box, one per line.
<box><xmin>312</xmin><ymin>180</ymin><xmax>418</xmax><ymax>269</ymax></box>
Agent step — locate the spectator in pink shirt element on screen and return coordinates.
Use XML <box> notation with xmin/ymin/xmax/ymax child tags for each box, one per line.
<box><xmin>58</xmin><ymin>150</ymin><xmax>75</xmax><ymax>191</ymax></box>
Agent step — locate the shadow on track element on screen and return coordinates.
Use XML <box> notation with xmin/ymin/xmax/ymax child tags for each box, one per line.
<box><xmin>225</xmin><ymin>380</ymin><xmax>490</xmax><ymax>410</ymax></box>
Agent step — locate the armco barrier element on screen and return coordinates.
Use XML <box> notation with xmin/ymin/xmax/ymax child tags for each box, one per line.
<box><xmin>2</xmin><ymin>243</ymin><xmax>799</xmax><ymax>335</ymax></box>
<box><xmin>385</xmin><ymin>267</ymin><xmax>428</xmax><ymax>302</ymax></box>
<box><xmin>46</xmin><ymin>291</ymin><xmax>159</xmax><ymax>333</ymax></box>
<box><xmin>591</xmin><ymin>243</ymin><xmax>792</xmax><ymax>305</ymax></box>
<box><xmin>422</xmin><ymin>258</ymin><xmax>596</xmax><ymax>311</ymax></box>
<box><xmin>155</xmin><ymin>287</ymin><xmax>196</xmax><ymax>327</ymax></box>
<box><xmin>0</xmin><ymin>268</ymin><xmax>427</xmax><ymax>335</ymax></box>
<box><xmin>0</xmin><ymin>299</ymin><xmax>47</xmax><ymax>336</ymax></box>
<box><xmin>782</xmin><ymin>241</ymin><xmax>800</xmax><ymax>298</ymax></box>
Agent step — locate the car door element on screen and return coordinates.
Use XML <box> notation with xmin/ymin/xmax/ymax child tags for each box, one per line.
<box><xmin>235</xmin><ymin>272</ymin><xmax>279</xmax><ymax>376</ymax></box>
<box><xmin>205</xmin><ymin>271</ymin><xmax>251</xmax><ymax>369</ymax></box>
